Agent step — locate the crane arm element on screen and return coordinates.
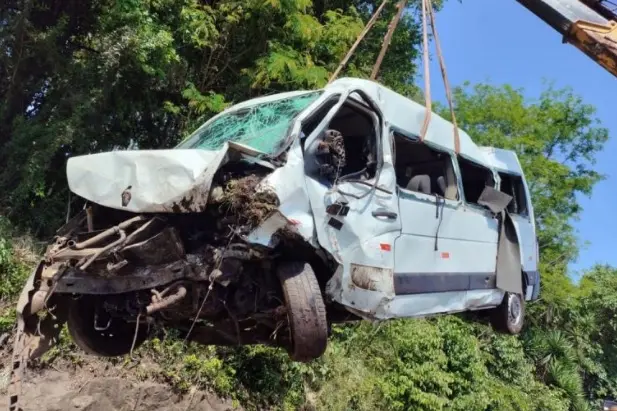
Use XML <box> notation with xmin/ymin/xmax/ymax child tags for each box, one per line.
<box><xmin>516</xmin><ymin>0</ymin><xmax>617</xmax><ymax>78</ymax></box>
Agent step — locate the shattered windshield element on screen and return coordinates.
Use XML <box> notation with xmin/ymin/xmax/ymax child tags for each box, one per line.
<box><xmin>177</xmin><ymin>91</ymin><xmax>322</xmax><ymax>155</ymax></box>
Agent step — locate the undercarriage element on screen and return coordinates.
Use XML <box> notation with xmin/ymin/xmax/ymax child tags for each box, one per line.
<box><xmin>14</xmin><ymin>161</ymin><xmax>338</xmax><ymax>367</ymax></box>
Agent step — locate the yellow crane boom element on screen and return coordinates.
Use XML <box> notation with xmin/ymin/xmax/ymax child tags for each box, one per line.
<box><xmin>517</xmin><ymin>0</ymin><xmax>617</xmax><ymax>78</ymax></box>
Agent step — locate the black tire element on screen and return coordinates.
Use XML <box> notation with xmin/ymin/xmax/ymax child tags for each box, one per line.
<box><xmin>277</xmin><ymin>262</ymin><xmax>328</xmax><ymax>362</ymax></box>
<box><xmin>490</xmin><ymin>292</ymin><xmax>525</xmax><ymax>335</ymax></box>
<box><xmin>67</xmin><ymin>297</ymin><xmax>148</xmax><ymax>357</ymax></box>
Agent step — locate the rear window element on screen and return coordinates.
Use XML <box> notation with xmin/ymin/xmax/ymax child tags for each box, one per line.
<box><xmin>498</xmin><ymin>172</ymin><xmax>528</xmax><ymax>215</ymax></box>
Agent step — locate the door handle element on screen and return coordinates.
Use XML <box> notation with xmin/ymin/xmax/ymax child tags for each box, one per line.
<box><xmin>372</xmin><ymin>208</ymin><xmax>397</xmax><ymax>219</ymax></box>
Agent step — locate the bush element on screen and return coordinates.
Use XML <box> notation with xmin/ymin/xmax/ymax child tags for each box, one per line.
<box><xmin>0</xmin><ymin>218</ymin><xmax>34</xmax><ymax>333</ymax></box>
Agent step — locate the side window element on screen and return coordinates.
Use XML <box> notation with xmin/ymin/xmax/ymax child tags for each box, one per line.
<box><xmin>393</xmin><ymin>132</ymin><xmax>458</xmax><ymax>200</ymax></box>
<box><xmin>302</xmin><ymin>97</ymin><xmax>379</xmax><ymax>184</ymax></box>
<box><xmin>457</xmin><ymin>157</ymin><xmax>494</xmax><ymax>205</ymax></box>
<box><xmin>498</xmin><ymin>172</ymin><xmax>528</xmax><ymax>215</ymax></box>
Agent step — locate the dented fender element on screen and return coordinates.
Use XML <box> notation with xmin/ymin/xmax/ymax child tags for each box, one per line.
<box><xmin>258</xmin><ymin>141</ymin><xmax>318</xmax><ymax>247</ymax></box>
<box><xmin>325</xmin><ymin>232</ymin><xmax>399</xmax><ymax>321</ymax></box>
<box><xmin>66</xmin><ymin>142</ymin><xmax>275</xmax><ymax>213</ymax></box>
<box><xmin>14</xmin><ymin>263</ymin><xmax>68</xmax><ymax>361</ymax></box>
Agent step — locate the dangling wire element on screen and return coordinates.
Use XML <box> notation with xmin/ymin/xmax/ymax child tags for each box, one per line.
<box><xmin>328</xmin><ymin>0</ymin><xmax>389</xmax><ymax>84</ymax></box>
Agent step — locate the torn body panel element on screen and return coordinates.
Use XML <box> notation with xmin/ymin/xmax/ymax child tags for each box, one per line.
<box><xmin>68</xmin><ymin>148</ymin><xmax>223</xmax><ymax>213</ymax></box>
<box><xmin>257</xmin><ymin>140</ymin><xmax>318</xmax><ymax>246</ymax></box>
<box><xmin>68</xmin><ymin>142</ymin><xmax>272</xmax><ymax>213</ymax></box>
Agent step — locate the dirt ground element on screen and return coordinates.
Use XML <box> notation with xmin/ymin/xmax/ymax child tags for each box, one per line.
<box><xmin>0</xmin><ymin>345</ymin><xmax>241</xmax><ymax>411</ymax></box>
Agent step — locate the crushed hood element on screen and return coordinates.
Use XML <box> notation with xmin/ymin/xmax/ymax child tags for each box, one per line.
<box><xmin>67</xmin><ymin>148</ymin><xmax>228</xmax><ymax>213</ymax></box>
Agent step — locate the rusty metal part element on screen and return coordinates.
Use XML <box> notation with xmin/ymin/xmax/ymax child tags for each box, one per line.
<box><xmin>8</xmin><ymin>264</ymin><xmax>69</xmax><ymax>411</ymax></box>
<box><xmin>123</xmin><ymin>216</ymin><xmax>165</xmax><ymax>245</ymax></box>
<box><xmin>146</xmin><ymin>285</ymin><xmax>187</xmax><ymax>314</ymax></box>
<box><xmin>86</xmin><ymin>206</ymin><xmax>94</xmax><ymax>232</ymax></box>
<box><xmin>222</xmin><ymin>246</ymin><xmax>265</xmax><ymax>261</ymax></box>
<box><xmin>79</xmin><ymin>229</ymin><xmax>126</xmax><ymax>270</ymax></box>
<box><xmin>121</xmin><ymin>226</ymin><xmax>185</xmax><ymax>266</ymax></box>
<box><xmin>567</xmin><ymin>19</ymin><xmax>617</xmax><ymax>77</ymax></box>
<box><xmin>72</xmin><ymin>216</ymin><xmax>145</xmax><ymax>250</ymax></box>
<box><xmin>27</xmin><ymin>290</ymin><xmax>48</xmax><ymax>316</ymax></box>
<box><xmin>47</xmin><ymin>246</ymin><xmax>105</xmax><ymax>262</ymax></box>
<box><xmin>53</xmin><ymin>260</ymin><xmax>190</xmax><ymax>294</ymax></box>
<box><xmin>45</xmin><ymin>216</ymin><xmax>167</xmax><ymax>275</ymax></box>
<box><xmin>57</xmin><ymin>209</ymin><xmax>88</xmax><ymax>237</ymax></box>
<box><xmin>107</xmin><ymin>259</ymin><xmax>128</xmax><ymax>272</ymax></box>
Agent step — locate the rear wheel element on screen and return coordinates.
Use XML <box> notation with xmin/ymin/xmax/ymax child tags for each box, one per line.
<box><xmin>491</xmin><ymin>292</ymin><xmax>525</xmax><ymax>335</ymax></box>
<box><xmin>67</xmin><ymin>297</ymin><xmax>148</xmax><ymax>357</ymax></box>
<box><xmin>277</xmin><ymin>262</ymin><xmax>328</xmax><ymax>362</ymax></box>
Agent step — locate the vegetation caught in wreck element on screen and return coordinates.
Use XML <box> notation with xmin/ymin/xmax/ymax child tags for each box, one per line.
<box><xmin>0</xmin><ymin>0</ymin><xmax>614</xmax><ymax>410</ymax></box>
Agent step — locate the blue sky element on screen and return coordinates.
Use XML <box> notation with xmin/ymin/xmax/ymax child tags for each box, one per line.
<box><xmin>425</xmin><ymin>0</ymin><xmax>617</xmax><ymax>278</ymax></box>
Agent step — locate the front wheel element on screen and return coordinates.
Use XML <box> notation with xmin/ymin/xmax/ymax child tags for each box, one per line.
<box><xmin>67</xmin><ymin>297</ymin><xmax>148</xmax><ymax>357</ymax></box>
<box><xmin>277</xmin><ymin>262</ymin><xmax>328</xmax><ymax>362</ymax></box>
<box><xmin>490</xmin><ymin>292</ymin><xmax>525</xmax><ymax>335</ymax></box>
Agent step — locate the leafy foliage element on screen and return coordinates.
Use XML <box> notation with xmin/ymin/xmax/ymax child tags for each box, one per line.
<box><xmin>0</xmin><ymin>219</ymin><xmax>33</xmax><ymax>332</ymax></box>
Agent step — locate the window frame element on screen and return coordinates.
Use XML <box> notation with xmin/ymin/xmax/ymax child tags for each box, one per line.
<box><xmin>391</xmin><ymin>131</ymin><xmax>460</xmax><ymax>201</ymax></box>
<box><xmin>299</xmin><ymin>89</ymin><xmax>384</xmax><ymax>187</ymax></box>
<box><xmin>497</xmin><ymin>171</ymin><xmax>530</xmax><ymax>217</ymax></box>
<box><xmin>455</xmin><ymin>155</ymin><xmax>497</xmax><ymax>210</ymax></box>
<box><xmin>299</xmin><ymin>94</ymin><xmax>341</xmax><ymax>149</ymax></box>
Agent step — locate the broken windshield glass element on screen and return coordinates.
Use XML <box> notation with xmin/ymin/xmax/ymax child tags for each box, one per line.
<box><xmin>177</xmin><ymin>91</ymin><xmax>322</xmax><ymax>155</ymax></box>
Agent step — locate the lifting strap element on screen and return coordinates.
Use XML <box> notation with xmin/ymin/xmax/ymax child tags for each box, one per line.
<box><xmin>328</xmin><ymin>0</ymin><xmax>461</xmax><ymax>153</ymax></box>
<box><xmin>419</xmin><ymin>0</ymin><xmax>432</xmax><ymax>141</ymax></box>
<box><xmin>371</xmin><ymin>0</ymin><xmax>407</xmax><ymax>80</ymax></box>
<box><xmin>421</xmin><ymin>0</ymin><xmax>460</xmax><ymax>153</ymax></box>
<box><xmin>328</xmin><ymin>1</ymin><xmax>389</xmax><ymax>85</ymax></box>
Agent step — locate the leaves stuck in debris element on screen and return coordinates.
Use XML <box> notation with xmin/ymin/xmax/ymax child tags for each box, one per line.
<box><xmin>217</xmin><ymin>174</ymin><xmax>280</xmax><ymax>230</ymax></box>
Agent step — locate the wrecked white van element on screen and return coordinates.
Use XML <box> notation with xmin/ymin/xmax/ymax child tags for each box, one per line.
<box><xmin>13</xmin><ymin>78</ymin><xmax>540</xmax><ymax>366</ymax></box>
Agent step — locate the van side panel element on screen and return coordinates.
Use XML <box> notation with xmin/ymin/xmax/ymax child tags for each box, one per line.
<box><xmin>482</xmin><ymin>147</ymin><xmax>540</xmax><ymax>301</ymax></box>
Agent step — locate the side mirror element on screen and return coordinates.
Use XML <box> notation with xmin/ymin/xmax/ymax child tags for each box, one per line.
<box><xmin>477</xmin><ymin>186</ymin><xmax>512</xmax><ymax>215</ymax></box>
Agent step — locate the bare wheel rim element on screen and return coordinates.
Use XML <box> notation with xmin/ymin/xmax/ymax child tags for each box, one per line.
<box><xmin>508</xmin><ymin>294</ymin><xmax>522</xmax><ymax>325</ymax></box>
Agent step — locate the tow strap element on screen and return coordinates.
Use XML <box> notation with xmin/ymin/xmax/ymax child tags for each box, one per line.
<box><xmin>328</xmin><ymin>0</ymin><xmax>461</xmax><ymax>153</ymax></box>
